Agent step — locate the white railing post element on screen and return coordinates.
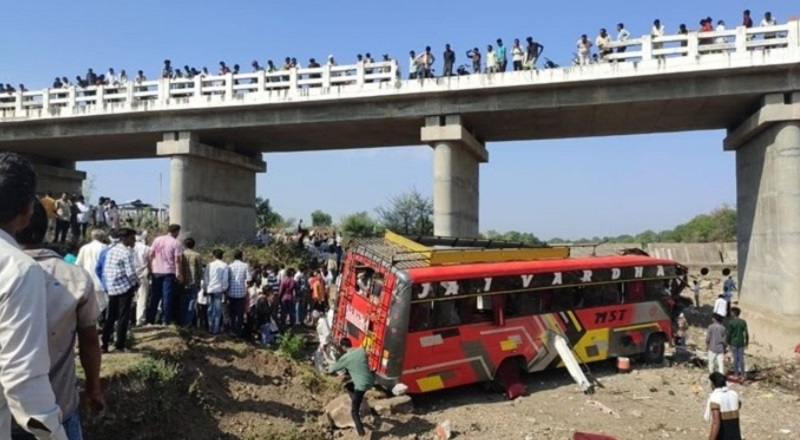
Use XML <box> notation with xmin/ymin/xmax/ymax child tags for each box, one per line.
<box><xmin>68</xmin><ymin>87</ymin><xmax>76</xmax><ymax>109</ymax></box>
<box><xmin>289</xmin><ymin>68</ymin><xmax>298</xmax><ymax>94</ymax></box>
<box><xmin>257</xmin><ymin>70</ymin><xmax>266</xmax><ymax>93</ymax></box>
<box><xmin>391</xmin><ymin>59</ymin><xmax>399</xmax><ymax>81</ymax></box>
<box><xmin>788</xmin><ymin>20</ymin><xmax>800</xmax><ymax>58</ymax></box>
<box><xmin>356</xmin><ymin>62</ymin><xmax>365</xmax><ymax>87</ymax></box>
<box><xmin>322</xmin><ymin>64</ymin><xmax>331</xmax><ymax>88</ymax></box>
<box><xmin>735</xmin><ymin>26</ymin><xmax>748</xmax><ymax>53</ymax></box>
<box><xmin>225</xmin><ymin>73</ymin><xmax>234</xmax><ymax>99</ymax></box>
<box><xmin>126</xmin><ymin>82</ymin><xmax>134</xmax><ymax>105</ymax></box>
<box><xmin>41</xmin><ymin>89</ymin><xmax>50</xmax><ymax>113</ymax></box>
<box><xmin>193</xmin><ymin>76</ymin><xmax>202</xmax><ymax>98</ymax></box>
<box><xmin>158</xmin><ymin>78</ymin><xmax>169</xmax><ymax>103</ymax></box>
<box><xmin>687</xmin><ymin>32</ymin><xmax>700</xmax><ymax>59</ymax></box>
<box><xmin>640</xmin><ymin>35</ymin><xmax>653</xmax><ymax>61</ymax></box>
<box><xmin>96</xmin><ymin>86</ymin><xmax>105</xmax><ymax>109</ymax></box>
<box><xmin>14</xmin><ymin>90</ymin><xmax>22</xmax><ymax>112</ymax></box>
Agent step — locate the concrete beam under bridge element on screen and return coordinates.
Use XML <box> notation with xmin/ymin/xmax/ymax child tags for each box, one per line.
<box><xmin>27</xmin><ymin>157</ymin><xmax>86</xmax><ymax>196</ymax></box>
<box><xmin>726</xmin><ymin>92</ymin><xmax>800</xmax><ymax>352</ymax></box>
<box><xmin>422</xmin><ymin>115</ymin><xmax>487</xmax><ymax>238</ymax></box>
<box><xmin>157</xmin><ymin>132</ymin><xmax>266</xmax><ymax>244</ymax></box>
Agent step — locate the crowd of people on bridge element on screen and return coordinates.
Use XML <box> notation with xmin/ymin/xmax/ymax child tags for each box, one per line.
<box><xmin>0</xmin><ymin>8</ymin><xmax>787</xmax><ymax>99</ymax></box>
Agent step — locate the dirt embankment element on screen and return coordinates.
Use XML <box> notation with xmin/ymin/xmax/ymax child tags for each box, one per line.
<box><xmin>82</xmin><ymin>327</ymin><xmax>339</xmax><ymax>440</ymax></box>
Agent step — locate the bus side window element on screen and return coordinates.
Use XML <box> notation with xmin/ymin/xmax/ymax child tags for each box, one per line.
<box><xmin>627</xmin><ymin>281</ymin><xmax>645</xmax><ymax>302</ymax></box>
<box><xmin>432</xmin><ymin>300</ymin><xmax>461</xmax><ymax>327</ymax></box>
<box><xmin>409</xmin><ymin>302</ymin><xmax>432</xmax><ymax>332</ymax></box>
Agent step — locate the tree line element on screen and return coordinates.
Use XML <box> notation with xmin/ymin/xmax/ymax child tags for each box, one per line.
<box><xmin>256</xmin><ymin>192</ymin><xmax>737</xmax><ymax>244</ymax></box>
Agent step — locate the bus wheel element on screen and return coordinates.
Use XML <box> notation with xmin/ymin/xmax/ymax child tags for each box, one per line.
<box><xmin>493</xmin><ymin>357</ymin><xmax>527</xmax><ymax>400</ymax></box>
<box><xmin>643</xmin><ymin>333</ymin><xmax>666</xmax><ymax>364</ymax></box>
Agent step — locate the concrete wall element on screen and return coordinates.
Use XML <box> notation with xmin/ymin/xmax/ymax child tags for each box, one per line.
<box><xmin>564</xmin><ymin>242</ymin><xmax>737</xmax><ymax>267</ymax></box>
<box><xmin>736</xmin><ymin>121</ymin><xmax>800</xmax><ymax>318</ymax></box>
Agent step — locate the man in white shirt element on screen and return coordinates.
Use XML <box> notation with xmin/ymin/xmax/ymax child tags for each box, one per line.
<box><xmin>132</xmin><ymin>233</ymin><xmax>151</xmax><ymax>326</ymax></box>
<box><xmin>15</xmin><ymin>202</ymin><xmax>104</xmax><ymax>440</ymax></box>
<box><xmin>227</xmin><ymin>250</ymin><xmax>251</xmax><ymax>336</ymax></box>
<box><xmin>203</xmin><ymin>249</ymin><xmax>229</xmax><ymax>334</ymax></box>
<box><xmin>616</xmin><ymin>23</ymin><xmax>631</xmax><ymax>54</ymax></box>
<box><xmin>713</xmin><ymin>293</ymin><xmax>728</xmax><ymax>318</ymax></box>
<box><xmin>74</xmin><ymin>196</ymin><xmax>90</xmax><ymax>240</ymax></box>
<box><xmin>0</xmin><ymin>152</ymin><xmax>68</xmax><ymax>440</ymax></box>
<box><xmin>652</xmin><ymin>19</ymin><xmax>666</xmax><ymax>53</ymax></box>
<box><xmin>75</xmin><ymin>229</ymin><xmax>108</xmax><ymax>313</ymax></box>
<box><xmin>761</xmin><ymin>11</ymin><xmax>778</xmax><ymax>40</ymax></box>
<box><xmin>596</xmin><ymin>28</ymin><xmax>613</xmax><ymax>61</ymax></box>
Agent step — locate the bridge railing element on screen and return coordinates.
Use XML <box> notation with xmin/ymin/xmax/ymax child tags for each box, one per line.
<box><xmin>0</xmin><ymin>60</ymin><xmax>399</xmax><ymax>115</ymax></box>
<box><xmin>0</xmin><ymin>23</ymin><xmax>797</xmax><ymax>121</ymax></box>
<box><xmin>605</xmin><ymin>24</ymin><xmax>793</xmax><ymax>61</ymax></box>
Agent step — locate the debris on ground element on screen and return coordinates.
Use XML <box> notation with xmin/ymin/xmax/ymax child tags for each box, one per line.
<box><xmin>324</xmin><ymin>393</ymin><xmax>370</xmax><ymax>429</ymax></box>
<box><xmin>586</xmin><ymin>400</ymin><xmax>621</xmax><ymax>419</ymax></box>
<box><xmin>434</xmin><ymin>420</ymin><xmax>452</xmax><ymax>440</ymax></box>
<box><xmin>368</xmin><ymin>395</ymin><xmax>413</xmax><ymax>416</ymax></box>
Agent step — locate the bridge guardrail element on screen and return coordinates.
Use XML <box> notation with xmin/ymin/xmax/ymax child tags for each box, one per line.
<box><xmin>0</xmin><ymin>23</ymin><xmax>797</xmax><ymax>122</ymax></box>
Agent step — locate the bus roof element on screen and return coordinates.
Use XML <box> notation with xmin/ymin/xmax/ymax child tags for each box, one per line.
<box><xmin>406</xmin><ymin>254</ymin><xmax>681</xmax><ymax>284</ymax></box>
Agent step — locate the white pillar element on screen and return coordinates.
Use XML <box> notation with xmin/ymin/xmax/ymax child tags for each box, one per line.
<box><xmin>433</xmin><ymin>141</ymin><xmax>480</xmax><ymax>237</ymax></box>
<box><xmin>157</xmin><ymin>132</ymin><xmax>266</xmax><ymax>243</ymax></box>
<box><xmin>736</xmin><ymin>121</ymin><xmax>800</xmax><ymax>315</ymax></box>
<box><xmin>422</xmin><ymin>115</ymin><xmax>488</xmax><ymax>238</ymax></box>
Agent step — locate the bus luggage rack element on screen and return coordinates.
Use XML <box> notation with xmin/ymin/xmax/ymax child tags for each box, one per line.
<box><xmin>349</xmin><ymin>231</ymin><xmax>571</xmax><ymax>268</ymax></box>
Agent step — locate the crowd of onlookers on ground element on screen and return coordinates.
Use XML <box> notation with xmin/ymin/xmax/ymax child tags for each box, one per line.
<box><xmin>0</xmin><ymin>151</ymin><xmax>359</xmax><ymax>439</ymax></box>
<box><xmin>0</xmin><ymin>9</ymin><xmax>787</xmax><ymax>98</ymax></box>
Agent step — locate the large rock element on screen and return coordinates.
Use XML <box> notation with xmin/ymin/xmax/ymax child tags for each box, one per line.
<box><xmin>368</xmin><ymin>395</ymin><xmax>414</xmax><ymax>416</ymax></box>
<box><xmin>324</xmin><ymin>394</ymin><xmax>370</xmax><ymax>429</ymax></box>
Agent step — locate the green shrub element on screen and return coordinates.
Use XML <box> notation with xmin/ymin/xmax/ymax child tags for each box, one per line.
<box><xmin>132</xmin><ymin>358</ymin><xmax>180</xmax><ymax>387</ymax></box>
<box><xmin>278</xmin><ymin>332</ymin><xmax>307</xmax><ymax>360</ymax></box>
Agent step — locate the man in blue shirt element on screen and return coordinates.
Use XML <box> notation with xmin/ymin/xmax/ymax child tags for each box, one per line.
<box><xmin>496</xmin><ymin>38</ymin><xmax>507</xmax><ymax>72</ymax></box>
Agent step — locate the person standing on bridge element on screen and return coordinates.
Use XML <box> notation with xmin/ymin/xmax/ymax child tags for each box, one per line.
<box><xmin>485</xmin><ymin>45</ymin><xmax>497</xmax><ymax>73</ymax></box>
<box><xmin>466</xmin><ymin>47</ymin><xmax>481</xmax><ymax>73</ymax></box>
<box><xmin>496</xmin><ymin>38</ymin><xmax>507</xmax><ymax>72</ymax></box>
<box><xmin>761</xmin><ymin>12</ymin><xmax>778</xmax><ymax>40</ymax></box>
<box><xmin>576</xmin><ymin>34</ymin><xmax>593</xmax><ymax>65</ymax></box>
<box><xmin>511</xmin><ymin>39</ymin><xmax>525</xmax><ymax>71</ymax></box>
<box><xmin>525</xmin><ymin>37</ymin><xmax>544</xmax><ymax>69</ymax></box>
<box><xmin>652</xmin><ymin>19</ymin><xmax>666</xmax><ymax>55</ymax></box>
<box><xmin>742</xmin><ymin>10</ymin><xmax>753</xmax><ymax>29</ymax></box>
<box><xmin>596</xmin><ymin>28</ymin><xmax>613</xmax><ymax>61</ymax></box>
<box><xmin>147</xmin><ymin>224</ymin><xmax>183</xmax><ymax>325</ymax></box>
<box><xmin>442</xmin><ymin>44</ymin><xmax>455</xmax><ymax>77</ymax></box>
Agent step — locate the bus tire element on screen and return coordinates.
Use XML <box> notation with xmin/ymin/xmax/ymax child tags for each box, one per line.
<box><xmin>643</xmin><ymin>333</ymin><xmax>666</xmax><ymax>364</ymax></box>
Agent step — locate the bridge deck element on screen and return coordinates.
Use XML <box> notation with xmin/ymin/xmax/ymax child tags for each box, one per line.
<box><xmin>0</xmin><ymin>23</ymin><xmax>798</xmax><ymax>161</ymax></box>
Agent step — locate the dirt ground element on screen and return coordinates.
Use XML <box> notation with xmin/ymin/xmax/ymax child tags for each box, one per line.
<box><xmin>83</xmin><ymin>274</ymin><xmax>800</xmax><ymax>440</ymax></box>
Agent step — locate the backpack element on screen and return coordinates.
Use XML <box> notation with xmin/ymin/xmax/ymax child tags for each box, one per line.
<box><xmin>296</xmin><ymin>275</ymin><xmax>311</xmax><ymax>298</ymax></box>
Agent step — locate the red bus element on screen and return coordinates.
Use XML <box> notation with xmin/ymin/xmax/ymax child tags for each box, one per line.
<box><xmin>331</xmin><ymin>233</ymin><xmax>686</xmax><ymax>395</ymax></box>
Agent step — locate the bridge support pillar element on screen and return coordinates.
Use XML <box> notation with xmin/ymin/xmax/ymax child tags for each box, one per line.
<box><xmin>157</xmin><ymin>132</ymin><xmax>266</xmax><ymax>244</ymax></box>
<box><xmin>422</xmin><ymin>115</ymin><xmax>488</xmax><ymax>238</ymax></box>
<box><xmin>724</xmin><ymin>93</ymin><xmax>800</xmax><ymax>351</ymax></box>
<box><xmin>28</xmin><ymin>158</ymin><xmax>86</xmax><ymax>195</ymax></box>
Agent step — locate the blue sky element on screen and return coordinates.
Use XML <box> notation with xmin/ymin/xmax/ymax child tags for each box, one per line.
<box><xmin>3</xmin><ymin>1</ymin><xmax>792</xmax><ymax>239</ymax></box>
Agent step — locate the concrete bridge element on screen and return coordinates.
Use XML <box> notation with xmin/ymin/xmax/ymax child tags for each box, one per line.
<box><xmin>1</xmin><ymin>23</ymin><xmax>800</xmax><ymax>347</ymax></box>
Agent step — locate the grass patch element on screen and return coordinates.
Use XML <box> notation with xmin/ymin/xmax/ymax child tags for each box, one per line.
<box><xmin>229</xmin><ymin>341</ymin><xmax>250</xmax><ymax>356</ymax></box>
<box><xmin>243</xmin><ymin>416</ymin><xmax>328</xmax><ymax>440</ymax></box>
<box><xmin>297</xmin><ymin>369</ymin><xmax>340</xmax><ymax>395</ymax></box>
<box><xmin>132</xmin><ymin>358</ymin><xmax>180</xmax><ymax>388</ymax></box>
<box><xmin>278</xmin><ymin>332</ymin><xmax>307</xmax><ymax>360</ymax></box>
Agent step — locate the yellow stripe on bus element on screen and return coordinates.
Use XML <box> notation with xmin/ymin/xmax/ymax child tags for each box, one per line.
<box><xmin>500</xmin><ymin>339</ymin><xmax>518</xmax><ymax>351</ymax></box>
<box><xmin>568</xmin><ymin>311</ymin><xmax>583</xmax><ymax>332</ymax></box>
<box><xmin>613</xmin><ymin>323</ymin><xmax>659</xmax><ymax>332</ymax></box>
<box><xmin>417</xmin><ymin>375</ymin><xmax>445</xmax><ymax>392</ymax></box>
